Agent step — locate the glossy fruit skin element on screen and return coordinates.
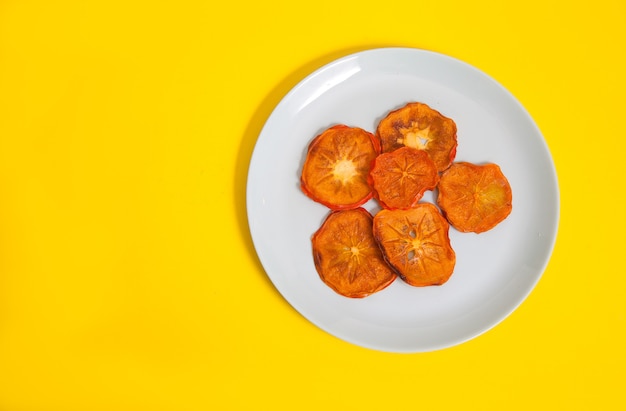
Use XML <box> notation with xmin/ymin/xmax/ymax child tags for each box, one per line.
<box><xmin>373</xmin><ymin>204</ymin><xmax>456</xmax><ymax>287</ymax></box>
<box><xmin>437</xmin><ymin>162</ymin><xmax>512</xmax><ymax>233</ymax></box>
<box><xmin>376</xmin><ymin>102</ymin><xmax>457</xmax><ymax>172</ymax></box>
<box><xmin>369</xmin><ymin>146</ymin><xmax>439</xmax><ymax>210</ymax></box>
<box><xmin>312</xmin><ymin>208</ymin><xmax>397</xmax><ymax>298</ymax></box>
<box><xmin>301</xmin><ymin>125</ymin><xmax>380</xmax><ymax>210</ymax></box>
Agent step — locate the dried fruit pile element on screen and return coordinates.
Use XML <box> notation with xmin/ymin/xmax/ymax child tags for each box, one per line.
<box><xmin>300</xmin><ymin>102</ymin><xmax>512</xmax><ymax>298</ymax></box>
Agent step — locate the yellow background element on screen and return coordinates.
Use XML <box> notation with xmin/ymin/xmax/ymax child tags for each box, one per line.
<box><xmin>1</xmin><ymin>1</ymin><xmax>624</xmax><ymax>410</ymax></box>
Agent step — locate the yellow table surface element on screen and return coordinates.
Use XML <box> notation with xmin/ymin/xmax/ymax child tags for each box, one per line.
<box><xmin>1</xmin><ymin>1</ymin><xmax>625</xmax><ymax>410</ymax></box>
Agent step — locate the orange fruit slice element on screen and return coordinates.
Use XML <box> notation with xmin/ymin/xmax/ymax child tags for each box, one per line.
<box><xmin>373</xmin><ymin>204</ymin><xmax>456</xmax><ymax>287</ymax></box>
<box><xmin>312</xmin><ymin>208</ymin><xmax>397</xmax><ymax>298</ymax></box>
<box><xmin>301</xmin><ymin>125</ymin><xmax>380</xmax><ymax>210</ymax></box>
<box><xmin>369</xmin><ymin>146</ymin><xmax>439</xmax><ymax>210</ymax></box>
<box><xmin>437</xmin><ymin>162</ymin><xmax>513</xmax><ymax>233</ymax></box>
<box><xmin>376</xmin><ymin>102</ymin><xmax>457</xmax><ymax>172</ymax></box>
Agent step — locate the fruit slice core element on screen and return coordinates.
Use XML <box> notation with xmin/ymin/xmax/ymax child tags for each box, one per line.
<box><xmin>373</xmin><ymin>204</ymin><xmax>456</xmax><ymax>287</ymax></box>
<box><xmin>376</xmin><ymin>102</ymin><xmax>457</xmax><ymax>172</ymax></box>
<box><xmin>301</xmin><ymin>125</ymin><xmax>379</xmax><ymax>210</ymax></box>
<box><xmin>437</xmin><ymin>162</ymin><xmax>513</xmax><ymax>233</ymax></box>
<box><xmin>312</xmin><ymin>208</ymin><xmax>397</xmax><ymax>298</ymax></box>
<box><xmin>369</xmin><ymin>146</ymin><xmax>439</xmax><ymax>210</ymax></box>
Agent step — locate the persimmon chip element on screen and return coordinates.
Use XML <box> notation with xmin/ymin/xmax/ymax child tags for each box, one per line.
<box><xmin>373</xmin><ymin>204</ymin><xmax>456</xmax><ymax>286</ymax></box>
<box><xmin>437</xmin><ymin>162</ymin><xmax>513</xmax><ymax>233</ymax></box>
<box><xmin>301</xmin><ymin>125</ymin><xmax>380</xmax><ymax>210</ymax></box>
<box><xmin>369</xmin><ymin>146</ymin><xmax>439</xmax><ymax>210</ymax></box>
<box><xmin>312</xmin><ymin>208</ymin><xmax>397</xmax><ymax>298</ymax></box>
<box><xmin>376</xmin><ymin>102</ymin><xmax>457</xmax><ymax>172</ymax></box>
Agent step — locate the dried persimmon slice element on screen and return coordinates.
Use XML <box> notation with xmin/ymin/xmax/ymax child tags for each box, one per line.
<box><xmin>372</xmin><ymin>204</ymin><xmax>456</xmax><ymax>287</ymax></box>
<box><xmin>312</xmin><ymin>208</ymin><xmax>397</xmax><ymax>298</ymax></box>
<box><xmin>437</xmin><ymin>162</ymin><xmax>512</xmax><ymax>233</ymax></box>
<box><xmin>369</xmin><ymin>146</ymin><xmax>439</xmax><ymax>210</ymax></box>
<box><xmin>301</xmin><ymin>125</ymin><xmax>380</xmax><ymax>210</ymax></box>
<box><xmin>376</xmin><ymin>102</ymin><xmax>457</xmax><ymax>172</ymax></box>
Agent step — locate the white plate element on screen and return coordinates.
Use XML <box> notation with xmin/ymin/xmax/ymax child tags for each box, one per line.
<box><xmin>246</xmin><ymin>48</ymin><xmax>559</xmax><ymax>353</ymax></box>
